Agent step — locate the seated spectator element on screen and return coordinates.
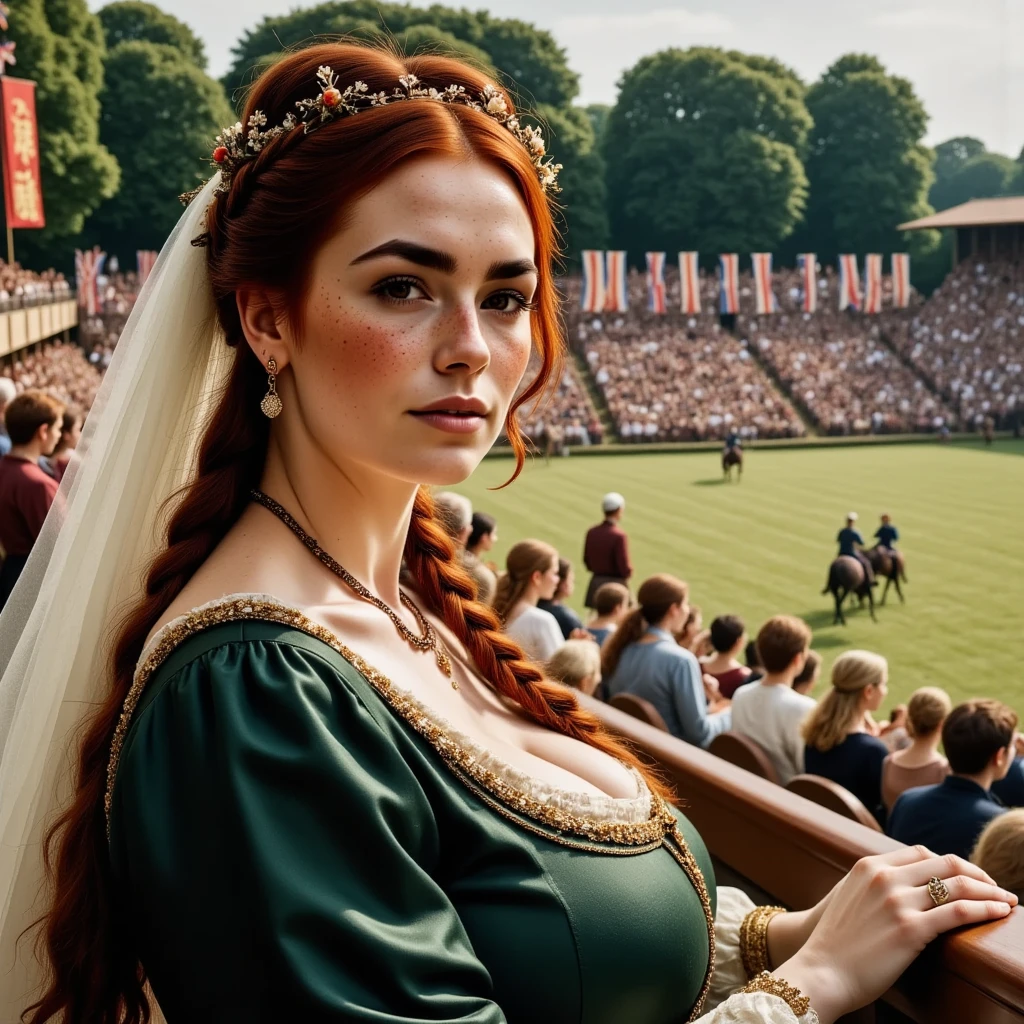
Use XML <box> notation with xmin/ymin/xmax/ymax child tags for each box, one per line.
<box><xmin>881</xmin><ymin>687</ymin><xmax>952</xmax><ymax>813</ymax></box>
<box><xmin>586</xmin><ymin>581</ymin><xmax>630</xmax><ymax>646</ymax></box>
<box><xmin>802</xmin><ymin>650</ymin><xmax>891</xmax><ymax>821</ymax></box>
<box><xmin>887</xmin><ymin>699</ymin><xmax>1017</xmax><ymax>859</ymax></box>
<box><xmin>602</xmin><ymin>574</ymin><xmax>730</xmax><ymax>748</ymax></box>
<box><xmin>538</xmin><ymin>558</ymin><xmax>584</xmax><ymax>640</ymax></box>
<box><xmin>494</xmin><ymin>540</ymin><xmax>564</xmax><ymax>663</ymax></box>
<box><xmin>433</xmin><ymin>490</ymin><xmax>497</xmax><ymax>606</ymax></box>
<box><xmin>467</xmin><ymin>511</ymin><xmax>498</xmax><ymax>561</ymax></box>
<box><xmin>992</xmin><ymin>739</ymin><xmax>1024</xmax><ymax>807</ymax></box>
<box><xmin>0</xmin><ymin>390</ymin><xmax>64</xmax><ymax>609</ymax></box>
<box><xmin>0</xmin><ymin>377</ymin><xmax>16</xmax><ymax>456</ymax></box>
<box><xmin>973</xmin><ymin>810</ymin><xmax>1024</xmax><ymax>901</ymax></box>
<box><xmin>744</xmin><ymin>639</ymin><xmax>764</xmax><ymax>684</ymax></box>
<box><xmin>674</xmin><ymin>604</ymin><xmax>708</xmax><ymax>655</ymax></box>
<box><xmin>700</xmin><ymin>615</ymin><xmax>752</xmax><ymax>699</ymax></box>
<box><xmin>465</xmin><ymin>511</ymin><xmax>499</xmax><ymax>607</ymax></box>
<box><xmin>730</xmin><ymin>616</ymin><xmax>815</xmax><ymax>785</ymax></box>
<box><xmin>792</xmin><ymin>649</ymin><xmax>822</xmax><ymax>697</ymax></box>
<box><xmin>879</xmin><ymin>705</ymin><xmax>912</xmax><ymax>752</ymax></box>
<box><xmin>39</xmin><ymin>406</ymin><xmax>82</xmax><ymax>483</ymax></box>
<box><xmin>546</xmin><ymin>639</ymin><xmax>602</xmax><ymax>696</ymax></box>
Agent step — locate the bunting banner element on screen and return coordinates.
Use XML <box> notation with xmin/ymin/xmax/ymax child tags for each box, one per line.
<box><xmin>604</xmin><ymin>250</ymin><xmax>628</xmax><ymax>312</ymax></box>
<box><xmin>838</xmin><ymin>254</ymin><xmax>861</xmax><ymax>311</ymax></box>
<box><xmin>891</xmin><ymin>252</ymin><xmax>911</xmax><ymax>308</ymax></box>
<box><xmin>75</xmin><ymin>246</ymin><xmax>106</xmax><ymax>316</ymax></box>
<box><xmin>678</xmin><ymin>251</ymin><xmax>701</xmax><ymax>314</ymax></box>
<box><xmin>580</xmin><ymin>249</ymin><xmax>606</xmax><ymax>313</ymax></box>
<box><xmin>751</xmin><ymin>252</ymin><xmax>777</xmax><ymax>315</ymax></box>
<box><xmin>645</xmin><ymin>251</ymin><xmax>666</xmax><ymax>314</ymax></box>
<box><xmin>863</xmin><ymin>253</ymin><xmax>883</xmax><ymax>314</ymax></box>
<box><xmin>799</xmin><ymin>254</ymin><xmax>817</xmax><ymax>313</ymax></box>
<box><xmin>137</xmin><ymin>249</ymin><xmax>158</xmax><ymax>285</ymax></box>
<box><xmin>718</xmin><ymin>253</ymin><xmax>739</xmax><ymax>315</ymax></box>
<box><xmin>0</xmin><ymin>76</ymin><xmax>45</xmax><ymax>229</ymax></box>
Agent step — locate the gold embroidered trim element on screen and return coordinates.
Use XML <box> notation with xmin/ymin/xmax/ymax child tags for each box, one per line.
<box><xmin>106</xmin><ymin>596</ymin><xmax>718</xmax><ymax>1019</ymax></box>
<box><xmin>740</xmin><ymin>904</ymin><xmax>787</xmax><ymax>979</ymax></box>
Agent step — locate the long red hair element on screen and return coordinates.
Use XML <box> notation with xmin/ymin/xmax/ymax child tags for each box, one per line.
<box><xmin>24</xmin><ymin>42</ymin><xmax>668</xmax><ymax>1024</ymax></box>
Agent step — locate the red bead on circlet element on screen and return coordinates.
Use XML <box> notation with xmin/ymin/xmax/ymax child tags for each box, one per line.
<box><xmin>322</xmin><ymin>87</ymin><xmax>342</xmax><ymax>108</ymax></box>
<box><xmin>212</xmin><ymin>145</ymin><xmax>229</xmax><ymax>163</ymax></box>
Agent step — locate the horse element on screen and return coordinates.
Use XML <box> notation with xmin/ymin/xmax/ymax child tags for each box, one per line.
<box><xmin>823</xmin><ymin>555</ymin><xmax>876</xmax><ymax>626</ymax></box>
<box><xmin>866</xmin><ymin>545</ymin><xmax>907</xmax><ymax>606</ymax></box>
<box><xmin>722</xmin><ymin>446</ymin><xmax>743</xmax><ymax>482</ymax></box>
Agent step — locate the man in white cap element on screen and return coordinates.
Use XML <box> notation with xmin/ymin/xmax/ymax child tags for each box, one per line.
<box><xmin>835</xmin><ymin>511</ymin><xmax>874</xmax><ymax>585</ymax></box>
<box><xmin>582</xmin><ymin>491</ymin><xmax>632</xmax><ymax>608</ymax></box>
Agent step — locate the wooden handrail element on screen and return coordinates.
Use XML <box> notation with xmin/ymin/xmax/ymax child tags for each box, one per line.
<box><xmin>582</xmin><ymin>695</ymin><xmax>1024</xmax><ymax>1023</ymax></box>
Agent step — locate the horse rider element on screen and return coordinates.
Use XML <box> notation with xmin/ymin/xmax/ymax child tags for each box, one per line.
<box><xmin>836</xmin><ymin>512</ymin><xmax>875</xmax><ymax>586</ymax></box>
<box><xmin>723</xmin><ymin>427</ymin><xmax>742</xmax><ymax>455</ymax></box>
<box><xmin>874</xmin><ymin>513</ymin><xmax>907</xmax><ymax>581</ymax></box>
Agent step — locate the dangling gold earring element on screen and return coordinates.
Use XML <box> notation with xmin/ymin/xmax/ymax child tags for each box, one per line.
<box><xmin>260</xmin><ymin>357</ymin><xmax>282</xmax><ymax>418</ymax></box>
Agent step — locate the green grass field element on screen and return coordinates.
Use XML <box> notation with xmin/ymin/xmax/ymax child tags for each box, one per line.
<box><xmin>455</xmin><ymin>440</ymin><xmax>1024</xmax><ymax>714</ymax></box>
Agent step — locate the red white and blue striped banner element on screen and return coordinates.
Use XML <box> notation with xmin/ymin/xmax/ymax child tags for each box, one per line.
<box><xmin>678</xmin><ymin>251</ymin><xmax>700</xmax><ymax>314</ymax></box>
<box><xmin>799</xmin><ymin>254</ymin><xmax>817</xmax><ymax>313</ymax></box>
<box><xmin>136</xmin><ymin>249</ymin><xmax>158</xmax><ymax>286</ymax></box>
<box><xmin>838</xmin><ymin>254</ymin><xmax>861</xmax><ymax>311</ymax></box>
<box><xmin>580</xmin><ymin>249</ymin><xmax>605</xmax><ymax>313</ymax></box>
<box><xmin>645</xmin><ymin>251</ymin><xmax>666</xmax><ymax>313</ymax></box>
<box><xmin>891</xmin><ymin>253</ymin><xmax>910</xmax><ymax>308</ymax></box>
<box><xmin>75</xmin><ymin>246</ymin><xmax>106</xmax><ymax>316</ymax></box>
<box><xmin>863</xmin><ymin>253</ymin><xmax>883</xmax><ymax>314</ymax></box>
<box><xmin>718</xmin><ymin>254</ymin><xmax>739</xmax><ymax>315</ymax></box>
<box><xmin>604</xmin><ymin>250</ymin><xmax>628</xmax><ymax>312</ymax></box>
<box><xmin>751</xmin><ymin>253</ymin><xmax>777</xmax><ymax>315</ymax></box>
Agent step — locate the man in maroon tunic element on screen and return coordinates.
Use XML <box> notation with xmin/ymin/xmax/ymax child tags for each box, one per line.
<box><xmin>582</xmin><ymin>491</ymin><xmax>633</xmax><ymax>608</ymax></box>
<box><xmin>0</xmin><ymin>389</ymin><xmax>64</xmax><ymax>609</ymax></box>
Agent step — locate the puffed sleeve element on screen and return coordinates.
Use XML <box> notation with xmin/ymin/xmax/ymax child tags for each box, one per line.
<box><xmin>110</xmin><ymin>637</ymin><xmax>504</xmax><ymax>1023</ymax></box>
<box><xmin>695</xmin><ymin>888</ymin><xmax>820</xmax><ymax>1024</ymax></box>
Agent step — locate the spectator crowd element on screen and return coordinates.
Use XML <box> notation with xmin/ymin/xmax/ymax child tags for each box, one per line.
<box><xmin>0</xmin><ymin>259</ymin><xmax>71</xmax><ymax>312</ymax></box>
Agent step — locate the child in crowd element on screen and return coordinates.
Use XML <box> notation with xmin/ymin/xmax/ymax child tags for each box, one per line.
<box><xmin>792</xmin><ymin>649</ymin><xmax>822</xmax><ymax>697</ymax></box>
<box><xmin>881</xmin><ymin>687</ymin><xmax>951</xmax><ymax>813</ymax></box>
<box><xmin>973</xmin><ymin>810</ymin><xmax>1024</xmax><ymax>902</ymax></box>
<box><xmin>730</xmin><ymin>616</ymin><xmax>815</xmax><ymax>785</ymax></box>
<box><xmin>700</xmin><ymin>615</ymin><xmax>752</xmax><ymax>699</ymax></box>
<box><xmin>546</xmin><ymin>639</ymin><xmax>602</xmax><ymax>697</ymax></box>
<box><xmin>585</xmin><ymin>582</ymin><xmax>630</xmax><ymax>647</ymax></box>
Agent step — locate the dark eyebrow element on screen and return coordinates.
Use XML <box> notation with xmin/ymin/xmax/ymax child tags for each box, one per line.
<box><xmin>350</xmin><ymin>240</ymin><xmax>456</xmax><ymax>273</ymax></box>
<box><xmin>485</xmin><ymin>258</ymin><xmax>539</xmax><ymax>281</ymax></box>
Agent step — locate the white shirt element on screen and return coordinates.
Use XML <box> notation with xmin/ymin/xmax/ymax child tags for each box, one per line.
<box><xmin>505</xmin><ymin>605</ymin><xmax>564</xmax><ymax>663</ymax></box>
<box><xmin>730</xmin><ymin>681</ymin><xmax>817</xmax><ymax>785</ymax></box>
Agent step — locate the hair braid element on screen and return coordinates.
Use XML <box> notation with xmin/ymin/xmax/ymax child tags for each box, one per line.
<box><xmin>403</xmin><ymin>489</ymin><xmax>671</xmax><ymax>799</ymax></box>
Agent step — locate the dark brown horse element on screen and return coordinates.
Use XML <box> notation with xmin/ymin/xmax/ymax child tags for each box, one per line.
<box><xmin>823</xmin><ymin>555</ymin><xmax>876</xmax><ymax>626</ymax></box>
<box><xmin>722</xmin><ymin>447</ymin><xmax>743</xmax><ymax>482</ymax></box>
<box><xmin>866</xmin><ymin>546</ymin><xmax>907</xmax><ymax>606</ymax></box>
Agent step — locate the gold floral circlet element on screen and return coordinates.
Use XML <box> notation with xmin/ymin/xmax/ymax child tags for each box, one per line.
<box><xmin>105</xmin><ymin>594</ymin><xmax>716</xmax><ymax>1020</ymax></box>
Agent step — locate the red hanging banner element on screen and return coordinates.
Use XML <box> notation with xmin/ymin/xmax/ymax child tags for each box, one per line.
<box><xmin>0</xmin><ymin>77</ymin><xmax>45</xmax><ymax>229</ymax></box>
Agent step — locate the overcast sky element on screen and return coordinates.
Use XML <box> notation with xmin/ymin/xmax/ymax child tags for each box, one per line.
<box><xmin>102</xmin><ymin>0</ymin><xmax>1024</xmax><ymax>157</ymax></box>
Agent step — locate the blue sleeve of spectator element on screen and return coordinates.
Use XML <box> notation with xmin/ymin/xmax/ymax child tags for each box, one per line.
<box><xmin>670</xmin><ymin>650</ymin><xmax>730</xmax><ymax>748</ymax></box>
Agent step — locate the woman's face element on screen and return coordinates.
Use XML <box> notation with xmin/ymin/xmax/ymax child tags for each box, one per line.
<box><xmin>865</xmin><ymin>675</ymin><xmax>889</xmax><ymax>711</ymax></box>
<box><xmin>536</xmin><ymin>555</ymin><xmax>561</xmax><ymax>601</ymax></box>
<box><xmin>480</xmin><ymin>527</ymin><xmax>497</xmax><ymax>552</ymax></box>
<box><xmin>65</xmin><ymin>417</ymin><xmax>82</xmax><ymax>450</ymax></box>
<box><xmin>254</xmin><ymin>154</ymin><xmax>537</xmax><ymax>488</ymax></box>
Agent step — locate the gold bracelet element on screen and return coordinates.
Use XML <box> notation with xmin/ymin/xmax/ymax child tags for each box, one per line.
<box><xmin>741</xmin><ymin>971</ymin><xmax>812</xmax><ymax>1016</ymax></box>
<box><xmin>739</xmin><ymin>904</ymin><xmax>787</xmax><ymax>979</ymax></box>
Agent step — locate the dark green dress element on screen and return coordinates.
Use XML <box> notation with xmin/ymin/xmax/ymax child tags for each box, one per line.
<box><xmin>108</xmin><ymin>597</ymin><xmax>717</xmax><ymax>1024</ymax></box>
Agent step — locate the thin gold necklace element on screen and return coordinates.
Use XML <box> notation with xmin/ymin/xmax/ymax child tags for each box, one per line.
<box><xmin>250</xmin><ymin>489</ymin><xmax>456</xmax><ymax>688</ymax></box>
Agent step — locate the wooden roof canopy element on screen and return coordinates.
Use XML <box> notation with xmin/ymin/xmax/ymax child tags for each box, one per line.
<box><xmin>899</xmin><ymin>196</ymin><xmax>1024</xmax><ymax>231</ymax></box>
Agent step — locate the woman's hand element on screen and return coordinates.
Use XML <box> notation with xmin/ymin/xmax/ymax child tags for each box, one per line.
<box><xmin>702</xmin><ymin>674</ymin><xmax>722</xmax><ymax>702</ymax></box>
<box><xmin>774</xmin><ymin>846</ymin><xmax>1016</xmax><ymax>1024</ymax></box>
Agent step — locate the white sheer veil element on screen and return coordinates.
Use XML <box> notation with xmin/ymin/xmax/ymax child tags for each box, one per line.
<box><xmin>0</xmin><ymin>176</ymin><xmax>232</xmax><ymax>1019</ymax></box>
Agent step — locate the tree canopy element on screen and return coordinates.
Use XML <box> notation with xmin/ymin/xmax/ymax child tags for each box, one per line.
<box><xmin>7</xmin><ymin>0</ymin><xmax>120</xmax><ymax>266</ymax></box>
<box><xmin>603</xmin><ymin>47</ymin><xmax>810</xmax><ymax>258</ymax></box>
<box><xmin>930</xmin><ymin>151</ymin><xmax>1019</xmax><ymax>212</ymax></box>
<box><xmin>97</xmin><ymin>1</ymin><xmax>207</xmax><ymax>68</ymax></box>
<box><xmin>80</xmin><ymin>39</ymin><xmax>232</xmax><ymax>260</ymax></box>
<box><xmin>798</xmin><ymin>54</ymin><xmax>935</xmax><ymax>258</ymax></box>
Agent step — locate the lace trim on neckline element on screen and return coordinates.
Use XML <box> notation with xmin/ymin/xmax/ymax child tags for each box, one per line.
<box><xmin>115</xmin><ymin>593</ymin><xmax>656</xmax><ymax>834</ymax></box>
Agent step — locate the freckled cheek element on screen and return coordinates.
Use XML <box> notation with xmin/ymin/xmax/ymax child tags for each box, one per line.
<box><xmin>490</xmin><ymin>333</ymin><xmax>534</xmax><ymax>397</ymax></box>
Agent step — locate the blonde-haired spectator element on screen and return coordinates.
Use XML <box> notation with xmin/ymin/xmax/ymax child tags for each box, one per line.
<box><xmin>546</xmin><ymin>639</ymin><xmax>602</xmax><ymax>696</ymax></box>
<box><xmin>973</xmin><ymin>810</ymin><xmax>1024</xmax><ymax>902</ymax></box>
<box><xmin>881</xmin><ymin>687</ymin><xmax>952</xmax><ymax>812</ymax></box>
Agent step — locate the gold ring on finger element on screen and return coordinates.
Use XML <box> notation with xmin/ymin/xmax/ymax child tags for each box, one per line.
<box><xmin>927</xmin><ymin>876</ymin><xmax>950</xmax><ymax>907</ymax></box>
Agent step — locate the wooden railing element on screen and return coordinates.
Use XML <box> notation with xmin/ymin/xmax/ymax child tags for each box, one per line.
<box><xmin>581</xmin><ymin>695</ymin><xmax>1024</xmax><ymax>1024</ymax></box>
<box><xmin>0</xmin><ymin>299</ymin><xmax>77</xmax><ymax>357</ymax></box>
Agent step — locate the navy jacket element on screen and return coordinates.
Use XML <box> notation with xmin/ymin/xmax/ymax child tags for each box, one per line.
<box><xmin>887</xmin><ymin>775</ymin><xmax>1005</xmax><ymax>860</ymax></box>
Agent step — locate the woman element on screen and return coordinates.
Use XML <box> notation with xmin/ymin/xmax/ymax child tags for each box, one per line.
<box><xmin>546</xmin><ymin>638</ymin><xmax>602</xmax><ymax>696</ymax></box>
<box><xmin>676</xmin><ymin>603</ymin><xmax>707</xmax><ymax>654</ymax></box>
<box><xmin>603</xmin><ymin>575</ymin><xmax>732</xmax><ymax>749</ymax></box>
<box><xmin>803</xmin><ymin>650</ymin><xmax>892</xmax><ymax>822</ymax></box>
<box><xmin>467</xmin><ymin>509</ymin><xmax>498</xmax><ymax>561</ymax></box>
<box><xmin>881</xmin><ymin>687</ymin><xmax>952</xmax><ymax>813</ymax></box>
<box><xmin>700</xmin><ymin>614</ymin><xmax>751</xmax><ymax>700</ymax></box>
<box><xmin>538</xmin><ymin>556</ymin><xmax>584</xmax><ymax>639</ymax></box>
<box><xmin>0</xmin><ymin>43</ymin><xmax>1012</xmax><ymax>1024</ymax></box>
<box><xmin>39</xmin><ymin>406</ymin><xmax>81</xmax><ymax>483</ymax></box>
<box><xmin>494</xmin><ymin>539</ymin><xmax>565</xmax><ymax>662</ymax></box>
